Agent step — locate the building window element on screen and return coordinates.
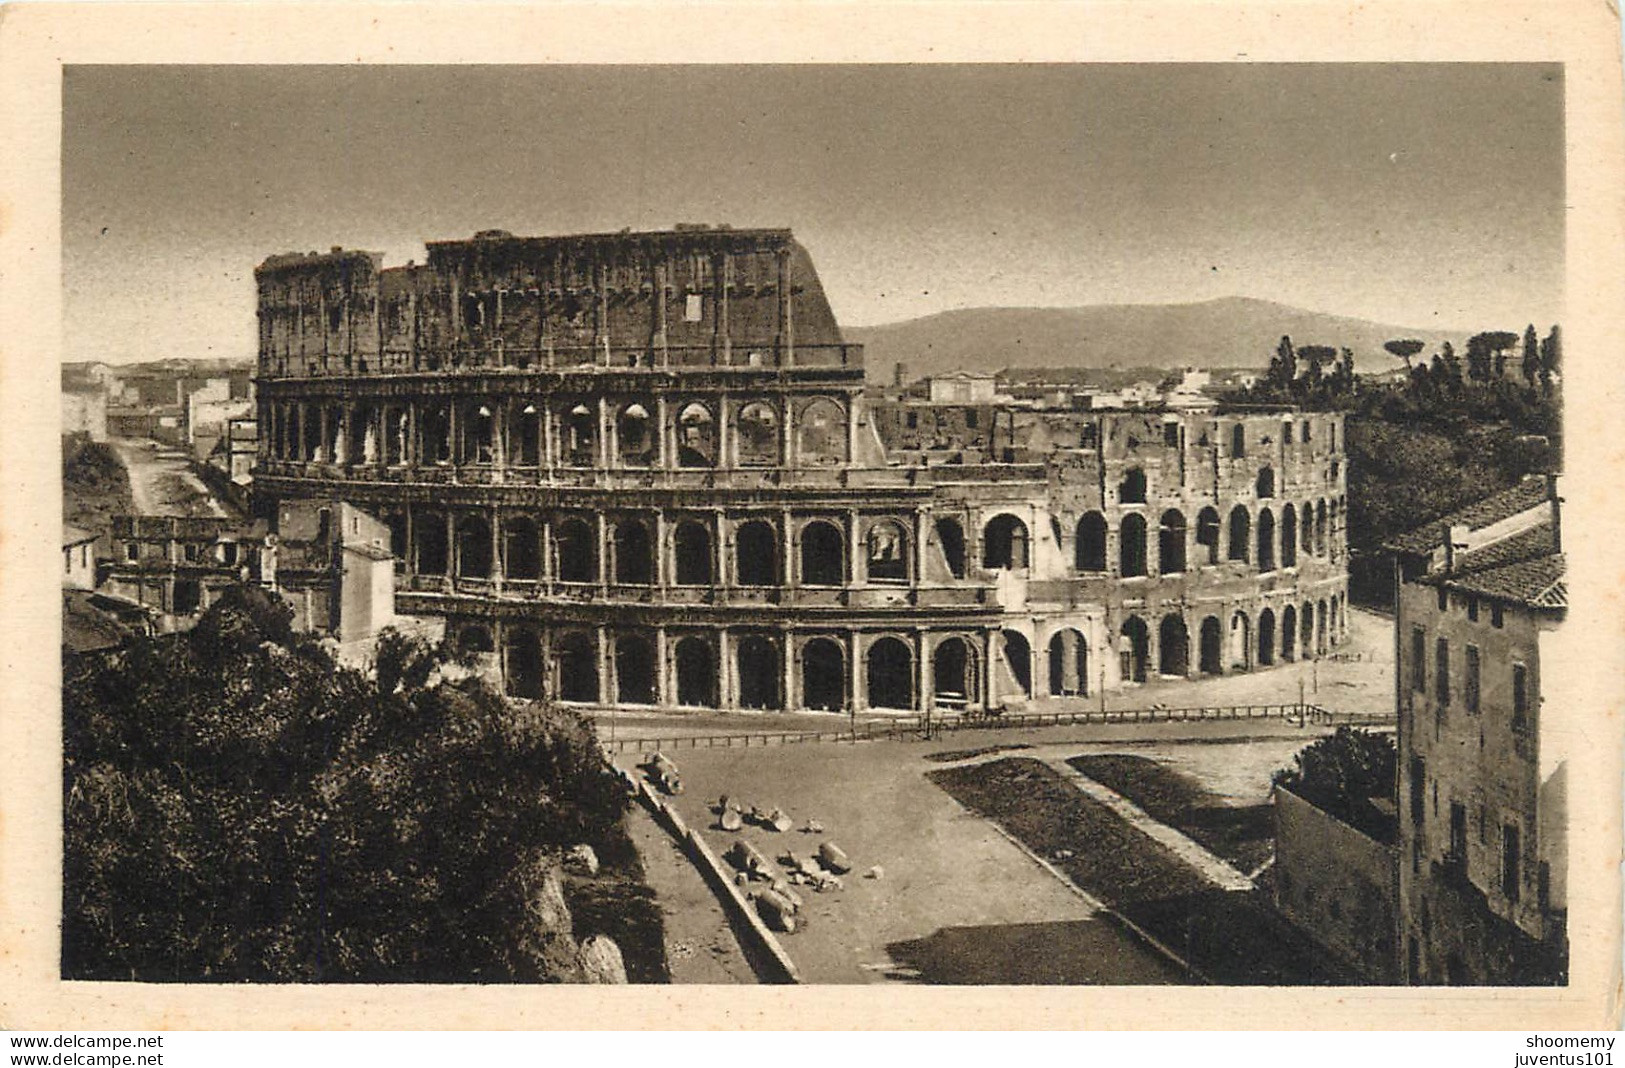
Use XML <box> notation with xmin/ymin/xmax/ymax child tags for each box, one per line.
<box><xmin>1437</xmin><ymin>587</ymin><xmax>1448</xmax><ymax>612</ymax></box>
<box><xmin>1465</xmin><ymin>645</ymin><xmax>1481</xmax><ymax>714</ymax></box>
<box><xmin>967</xmin><ymin>409</ymin><xmax>980</xmax><ymax>430</ymax></box>
<box><xmin>1435</xmin><ymin>638</ymin><xmax>1450</xmax><ymax>707</ymax></box>
<box><xmin>1503</xmin><ymin>824</ymin><xmax>1521</xmax><ymax>902</ymax></box>
<box><xmin>183</xmin><ymin>543</ymin><xmax>199</xmax><ymax>563</ymax></box>
<box><xmin>1512</xmin><ymin>664</ymin><xmax>1529</xmax><ymax>732</ymax></box>
<box><xmin>1301</xmin><ymin>421</ymin><xmax>1312</xmax><ymax>444</ymax></box>
<box><xmin>1467</xmin><ymin>596</ymin><xmax>1479</xmax><ymax>622</ymax></box>
<box><xmin>1410</xmin><ymin>627</ymin><xmax>1426</xmax><ymax>693</ymax></box>
<box><xmin>906</xmin><ymin>411</ymin><xmax>917</xmax><ymax>430</ymax></box>
<box><xmin>1491</xmin><ymin>603</ymin><xmax>1505</xmax><ymax>628</ymax></box>
<box><xmin>1230</xmin><ymin>423</ymin><xmax>1246</xmax><ymax>458</ymax></box>
<box><xmin>1163</xmin><ymin>422</ymin><xmax>1179</xmax><ymax>448</ymax></box>
<box><xmin>684</xmin><ymin>293</ymin><xmax>704</xmax><ymax>322</ymax></box>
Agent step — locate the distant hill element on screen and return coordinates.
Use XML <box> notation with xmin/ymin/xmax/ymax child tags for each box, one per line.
<box><xmin>843</xmin><ymin>297</ymin><xmax>1472</xmax><ymax>385</ymax></box>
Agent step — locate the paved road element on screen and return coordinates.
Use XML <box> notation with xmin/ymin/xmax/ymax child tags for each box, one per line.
<box><xmin>109</xmin><ymin>437</ymin><xmax>232</xmax><ymax>518</ymax></box>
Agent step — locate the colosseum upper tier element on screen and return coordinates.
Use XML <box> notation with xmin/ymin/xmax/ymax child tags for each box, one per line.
<box><xmin>252</xmin><ymin>226</ymin><xmax>1349</xmax><ymax>714</ymax></box>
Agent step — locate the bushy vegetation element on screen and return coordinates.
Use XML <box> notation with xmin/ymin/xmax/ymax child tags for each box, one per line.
<box><xmin>1273</xmin><ymin>727</ymin><xmax>1396</xmax><ymax>843</ymax></box>
<box><xmin>62</xmin><ymin>435</ymin><xmax>132</xmax><ymax>538</ymax></box>
<box><xmin>63</xmin><ymin>586</ymin><xmax>634</xmax><ymax>983</ymax></box>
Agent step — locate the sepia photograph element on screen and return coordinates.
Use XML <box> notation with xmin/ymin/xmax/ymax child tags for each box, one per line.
<box><xmin>4</xmin><ymin>0</ymin><xmax>1622</xmax><ymax>1039</ymax></box>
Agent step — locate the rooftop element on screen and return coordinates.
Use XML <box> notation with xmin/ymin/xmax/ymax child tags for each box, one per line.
<box><xmin>1384</xmin><ymin>476</ymin><xmax>1553</xmax><ymax>556</ymax></box>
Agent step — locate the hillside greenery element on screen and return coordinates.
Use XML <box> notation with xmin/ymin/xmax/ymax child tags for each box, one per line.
<box><xmin>63</xmin><ymin>435</ymin><xmax>133</xmax><ymax>542</ymax></box>
<box><xmin>63</xmin><ymin>586</ymin><xmax>646</xmax><ymax>982</ymax></box>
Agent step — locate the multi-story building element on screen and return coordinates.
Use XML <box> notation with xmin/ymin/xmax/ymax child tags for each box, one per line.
<box><xmin>1389</xmin><ymin>475</ymin><xmax>1567</xmax><ymax>984</ymax></box>
<box><xmin>251</xmin><ymin>226</ymin><xmax>1349</xmax><ymax>713</ymax></box>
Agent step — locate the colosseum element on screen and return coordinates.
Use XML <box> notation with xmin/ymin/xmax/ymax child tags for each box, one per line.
<box><xmin>252</xmin><ymin>225</ymin><xmax>1349</xmax><ymax>715</ymax></box>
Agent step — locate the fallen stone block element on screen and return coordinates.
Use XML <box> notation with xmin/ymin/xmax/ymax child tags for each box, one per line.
<box><xmin>817</xmin><ymin>841</ymin><xmax>852</xmax><ymax>874</ymax></box>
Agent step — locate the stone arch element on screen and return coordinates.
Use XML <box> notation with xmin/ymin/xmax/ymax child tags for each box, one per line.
<box><xmin>802</xmin><ymin>638</ymin><xmax>845</xmax><ymax>711</ymax></box>
<box><xmin>736</xmin><ymin>635</ymin><xmax>782</xmax><ymax>710</ymax></box>
<box><xmin>1159</xmin><ymin>614</ymin><xmax>1189</xmax><ymax>677</ymax></box>
<box><xmin>800</xmin><ymin>520</ymin><xmax>844</xmax><ymax>587</ymax></box>
<box><xmin>1256</xmin><ymin>466</ymin><xmax>1275</xmax><ymax>498</ymax></box>
<box><xmin>1281</xmin><ymin>604</ymin><xmax>1298</xmax><ymax>662</ymax></box>
<box><xmin>1000</xmin><ymin>630</ymin><xmax>1032</xmax><ymax>698</ymax></box>
<box><xmin>612</xmin><ymin>517</ymin><xmax>653</xmax><ymax>585</ymax></box>
<box><xmin>932</xmin><ymin>636</ymin><xmax>979</xmax><ymax>709</ymax></box>
<box><xmin>510</xmin><ymin>401</ymin><xmax>542</xmax><ymax>466</ymax></box>
<box><xmin>935</xmin><ymin>517</ymin><xmax>967</xmax><ymax>579</ymax></box>
<box><xmin>1196</xmin><ymin>506</ymin><xmax>1222</xmax><ymax>565</ymax></box>
<box><xmin>1228</xmin><ymin>506</ymin><xmax>1251</xmax><ymax>562</ymax></box>
<box><xmin>1316</xmin><ymin>500</ymin><xmax>1329</xmax><ymax>556</ymax></box>
<box><xmin>554</xmin><ymin>631</ymin><xmax>598</xmax><ymax>703</ymax></box>
<box><xmin>1199</xmin><ymin>616</ymin><xmax>1223</xmax><ymax>675</ymax></box>
<box><xmin>735</xmin><ymin>402</ymin><xmax>779</xmax><ymax>467</ymax></box>
<box><xmin>1159</xmin><ymin>509</ymin><xmax>1187</xmax><ymax>574</ymax></box>
<box><xmin>1301</xmin><ymin>503</ymin><xmax>1315</xmax><ymax>560</ymax></box>
<box><xmin>1231</xmin><ymin>422</ymin><xmax>1247</xmax><ymax>458</ymax></box>
<box><xmin>673</xmin><ymin>520</ymin><xmax>712</xmax><ymax>586</ymax></box>
<box><xmin>1317</xmin><ymin>599</ymin><xmax>1329</xmax><ymax>654</ymax></box>
<box><xmin>797</xmin><ymin>398</ymin><xmax>847</xmax><ymax>466</ymax></box>
<box><xmin>421</xmin><ymin>403</ymin><xmax>452</xmax><ymax>464</ymax></box>
<box><xmin>458</xmin><ymin>623</ymin><xmax>494</xmax><ymax>655</ymax></box>
<box><xmin>735</xmin><ymin>520</ymin><xmax>778</xmax><ymax>586</ymax></box>
<box><xmin>564</xmin><ymin>402</ymin><xmax>596</xmax><ymax>466</ymax></box>
<box><xmin>1257</xmin><ymin>507</ymin><xmax>1276</xmax><ymax>573</ymax></box>
<box><xmin>555</xmin><ymin>516</ymin><xmax>596</xmax><ymax>583</ymax></box>
<box><xmin>1259</xmin><ymin>608</ymin><xmax>1277</xmax><ymax>666</ymax></box>
<box><xmin>617</xmin><ymin>402</ymin><xmax>655</xmax><ymax>467</ymax></box>
<box><xmin>503</xmin><ymin>624</ymin><xmax>542</xmax><ymax>700</ymax></box>
<box><xmin>1118</xmin><ymin>467</ymin><xmax>1148</xmax><ymax>504</ymax></box>
<box><xmin>1300</xmin><ymin>601</ymin><xmax>1314</xmax><ymax>659</ymax></box>
<box><xmin>674</xmin><ymin>635</ymin><xmax>717</xmax><ymax>708</ymax></box>
<box><xmin>504</xmin><ymin>516</ymin><xmax>541</xmax><ymax>580</ymax></box>
<box><xmin>461</xmin><ymin>402</ymin><xmax>496</xmax><ymax>465</ymax></box>
<box><xmin>866</xmin><ymin>519</ymin><xmax>910</xmax><ymax>583</ymax></box>
<box><xmin>1120</xmin><ymin>617</ymin><xmax>1150</xmax><ymax>683</ymax></box>
<box><xmin>415</xmin><ymin>509</ymin><xmax>448</xmax><ymax>575</ymax></box>
<box><xmin>1076</xmin><ymin>512</ymin><xmax>1107</xmax><ymax>572</ymax></box>
<box><xmin>676</xmin><ymin>402</ymin><xmax>716</xmax><ymax>468</ymax></box>
<box><xmin>456</xmin><ymin>514</ymin><xmax>492</xmax><ymax>579</ymax></box>
<box><xmin>1230</xmin><ymin>611</ymin><xmax>1252</xmax><ymax>670</ymax></box>
<box><xmin>614</xmin><ymin>632</ymin><xmax>657</xmax><ymax>705</ymax></box>
<box><xmin>1047</xmin><ymin>628</ymin><xmax>1089</xmax><ymax>697</ymax></box>
<box><xmin>982</xmin><ymin>513</ymin><xmax>1030</xmax><ymax>570</ymax></box>
<box><xmin>866</xmin><ymin>636</ymin><xmax>914</xmax><ymax>710</ymax></box>
<box><xmin>1120</xmin><ymin>512</ymin><xmax>1148</xmax><ymax>577</ymax></box>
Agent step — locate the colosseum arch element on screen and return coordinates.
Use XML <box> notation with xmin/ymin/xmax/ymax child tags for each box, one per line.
<box><xmin>1120</xmin><ymin>513</ymin><xmax>1148</xmax><ymax>577</ymax></box>
<box><xmin>676</xmin><ymin>402</ymin><xmax>717</xmax><ymax>468</ymax></box>
<box><xmin>735</xmin><ymin>402</ymin><xmax>779</xmax><ymax>467</ymax></box>
<box><xmin>1118</xmin><ymin>467</ymin><xmax>1148</xmax><ymax>504</ymax></box>
<box><xmin>503</xmin><ymin>516</ymin><xmax>541</xmax><ymax>580</ymax></box>
<box><xmin>800</xmin><ymin>520</ymin><xmax>844</xmax><ymax>587</ymax></box>
<box><xmin>1230</xmin><ymin>611</ymin><xmax>1252</xmax><ymax>670</ymax></box>
<box><xmin>1230</xmin><ymin>423</ymin><xmax>1247</xmax><ymax>458</ymax></box>
<box><xmin>736</xmin><ymin>520</ymin><xmax>778</xmax><ymax>586</ymax></box>
<box><xmin>1228</xmin><ymin>506</ymin><xmax>1251</xmax><ymax>562</ymax></box>
<box><xmin>554</xmin><ymin>516</ymin><xmax>595</xmax><ymax>583</ymax></box>
<box><xmin>1316</xmin><ymin>500</ymin><xmax>1329</xmax><ymax>556</ymax></box>
<box><xmin>1259</xmin><ymin>608</ymin><xmax>1277</xmax><ymax>666</ymax></box>
<box><xmin>982</xmin><ymin>514</ymin><xmax>1029</xmax><ymax>570</ymax></box>
<box><xmin>1047</xmin><ymin>629</ymin><xmax>1088</xmax><ymax>697</ymax></box>
<box><xmin>1199</xmin><ymin>616</ymin><xmax>1223</xmax><ymax>675</ymax></box>
<box><xmin>503</xmin><ymin>624</ymin><xmax>542</xmax><ymax>700</ymax></box>
<box><xmin>1256</xmin><ymin>467</ymin><xmax>1276</xmax><ymax>499</ymax></box>
<box><xmin>935</xmin><ymin>517</ymin><xmax>967</xmax><ymax>578</ymax></box>
<box><xmin>509</xmin><ymin>401</ymin><xmax>542</xmax><ymax>466</ymax></box>
<box><xmin>455</xmin><ymin>515</ymin><xmax>492</xmax><ymax>579</ymax></box>
<box><xmin>673</xmin><ymin>520</ymin><xmax>712</xmax><ymax>586</ymax></box>
<box><xmin>1317</xmin><ymin>599</ymin><xmax>1329</xmax><ymax>654</ymax></box>
<box><xmin>1257</xmin><ymin>508</ymin><xmax>1276</xmax><ymax>573</ymax></box>
<box><xmin>866</xmin><ymin>636</ymin><xmax>914</xmax><ymax>710</ymax></box>
<box><xmin>674</xmin><ymin>635</ymin><xmax>717</xmax><ymax>708</ymax></box>
<box><xmin>553</xmin><ymin>630</ymin><xmax>598</xmax><ymax>703</ymax></box>
<box><xmin>1281</xmin><ymin>604</ymin><xmax>1298</xmax><ymax>661</ymax></box>
<box><xmin>612</xmin><ymin>517</ymin><xmax>654</xmax><ymax>585</ymax></box>
<box><xmin>415</xmin><ymin>509</ymin><xmax>448</xmax><ymax>575</ymax></box>
<box><xmin>617</xmin><ymin>403</ymin><xmax>656</xmax><ymax>467</ymax></box>
<box><xmin>797</xmin><ymin>398</ymin><xmax>847</xmax><ymax>466</ymax></box>
<box><xmin>564</xmin><ymin>403</ymin><xmax>596</xmax><ymax>467</ymax></box>
<box><xmin>1301</xmin><ymin>503</ymin><xmax>1314</xmax><ymax>560</ymax></box>
<box><xmin>1196</xmin><ymin>507</ymin><xmax>1221</xmax><ymax>565</ymax></box>
<box><xmin>932</xmin><ymin>636</ymin><xmax>979</xmax><ymax>709</ymax></box>
<box><xmin>460</xmin><ymin>402</ymin><xmax>496</xmax><ymax>465</ymax></box>
<box><xmin>866</xmin><ymin>520</ymin><xmax>909</xmax><ymax>584</ymax></box>
<box><xmin>1075</xmin><ymin>512</ymin><xmax>1107</xmax><ymax>572</ymax></box>
<box><xmin>1159</xmin><ymin>509</ymin><xmax>1187</xmax><ymax>574</ymax></box>
<box><xmin>1001</xmin><ymin>630</ymin><xmax>1032</xmax><ymax>698</ymax></box>
<box><xmin>614</xmin><ymin>632</ymin><xmax>657</xmax><ymax>705</ymax></box>
<box><xmin>1158</xmin><ymin>615</ymin><xmax>1189</xmax><ymax>677</ymax></box>
<box><xmin>736</xmin><ymin>635</ymin><xmax>782</xmax><ymax>710</ymax></box>
<box><xmin>802</xmin><ymin>638</ymin><xmax>845</xmax><ymax>711</ymax></box>
<box><xmin>1300</xmin><ymin>601</ymin><xmax>1314</xmax><ymax>659</ymax></box>
<box><xmin>1120</xmin><ymin>617</ymin><xmax>1150</xmax><ymax>683</ymax></box>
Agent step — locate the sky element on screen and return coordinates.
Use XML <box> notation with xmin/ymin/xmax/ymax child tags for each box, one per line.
<box><xmin>62</xmin><ymin>64</ymin><xmax>1564</xmax><ymax>364</ymax></box>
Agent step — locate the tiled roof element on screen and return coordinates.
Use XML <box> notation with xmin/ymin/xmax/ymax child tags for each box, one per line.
<box><xmin>1384</xmin><ymin>477</ymin><xmax>1551</xmax><ymax>555</ymax></box>
<box><xmin>1419</xmin><ymin>520</ymin><xmax>1565</xmax><ymax>609</ymax></box>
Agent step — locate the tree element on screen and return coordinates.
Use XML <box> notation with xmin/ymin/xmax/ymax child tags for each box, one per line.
<box><xmin>1468</xmin><ymin>331</ymin><xmax>1519</xmax><ymax>382</ymax></box>
<box><xmin>1273</xmin><ymin>727</ymin><xmax>1396</xmax><ymax>840</ymax></box>
<box><xmin>1520</xmin><ymin>324</ymin><xmax>1541</xmax><ymax>387</ymax></box>
<box><xmin>1269</xmin><ymin>335</ymin><xmax>1298</xmax><ymax>391</ymax></box>
<box><xmin>1383</xmin><ymin>338</ymin><xmax>1425</xmax><ymax>373</ymax></box>
<box><xmin>1539</xmin><ymin>324</ymin><xmax>1562</xmax><ymax>394</ymax></box>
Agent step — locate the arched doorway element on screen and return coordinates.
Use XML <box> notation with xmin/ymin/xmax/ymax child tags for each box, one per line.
<box><xmin>1158</xmin><ymin>615</ymin><xmax>1189</xmax><ymax>677</ymax></box>
<box><xmin>1282</xmin><ymin>504</ymin><xmax>1298</xmax><ymax>568</ymax></box>
<box><xmin>1228</xmin><ymin>506</ymin><xmax>1251</xmax><ymax>562</ymax></box>
<box><xmin>1199</xmin><ymin>616</ymin><xmax>1222</xmax><ymax>675</ymax></box>
<box><xmin>1281</xmin><ymin>605</ymin><xmax>1298</xmax><ymax>662</ymax></box>
<box><xmin>1120</xmin><ymin>513</ymin><xmax>1148</xmax><ymax>577</ymax></box>
<box><xmin>1300</xmin><ymin>601</ymin><xmax>1314</xmax><ymax>659</ymax></box>
<box><xmin>1257</xmin><ymin>508</ymin><xmax>1276</xmax><ymax>573</ymax></box>
<box><xmin>1230</xmin><ymin>611</ymin><xmax>1252</xmax><ymax>671</ymax></box>
<box><xmin>504</xmin><ymin>625</ymin><xmax>542</xmax><ymax>699</ymax></box>
<box><xmin>1047</xmin><ymin>629</ymin><xmax>1088</xmax><ymax>697</ymax></box>
<box><xmin>935</xmin><ymin>518</ymin><xmax>967</xmax><ymax>579</ymax></box>
<box><xmin>504</xmin><ymin>517</ymin><xmax>541</xmax><ymax>580</ymax></box>
<box><xmin>554</xmin><ymin>631</ymin><xmax>598</xmax><ymax>703</ymax></box>
<box><xmin>735</xmin><ymin>520</ymin><xmax>778</xmax><ymax>586</ymax></box>
<box><xmin>1120</xmin><ymin>617</ymin><xmax>1149</xmax><ymax>683</ymax></box>
<box><xmin>456</xmin><ymin>515</ymin><xmax>492</xmax><ymax>578</ymax></box>
<box><xmin>555</xmin><ymin>517</ymin><xmax>595</xmax><ymax>583</ymax></box>
<box><xmin>1159</xmin><ymin>510</ymin><xmax>1187</xmax><ymax>574</ymax></box>
<box><xmin>613</xmin><ymin>518</ymin><xmax>653</xmax><ymax>585</ymax></box>
<box><xmin>676</xmin><ymin>402</ymin><xmax>716</xmax><ymax>468</ymax></box>
<box><xmin>1076</xmin><ymin>512</ymin><xmax>1107</xmax><ymax>572</ymax></box>
<box><xmin>736</xmin><ymin>635</ymin><xmax>781</xmax><ymax>709</ymax></box>
<box><xmin>1000</xmin><ymin>630</ymin><xmax>1032</xmax><ymax>698</ymax></box>
<box><xmin>802</xmin><ymin>638</ymin><xmax>845</xmax><ymax>711</ymax></box>
<box><xmin>796</xmin><ymin>398</ymin><xmax>846</xmax><ymax>466</ymax></box>
<box><xmin>1196</xmin><ymin>506</ymin><xmax>1221</xmax><ymax>565</ymax></box>
<box><xmin>673</xmin><ymin>520</ymin><xmax>712</xmax><ymax>586</ymax></box>
<box><xmin>1317</xmin><ymin>600</ymin><xmax>1328</xmax><ymax>654</ymax></box>
<box><xmin>982</xmin><ymin>514</ymin><xmax>1029</xmax><ymax>570</ymax></box>
<box><xmin>932</xmin><ymin>637</ymin><xmax>978</xmax><ymax>710</ymax></box>
<box><xmin>866</xmin><ymin>637</ymin><xmax>914</xmax><ymax>710</ymax></box>
<box><xmin>674</xmin><ymin>636</ymin><xmax>716</xmax><ymax>708</ymax></box>
<box><xmin>615</xmin><ymin>633</ymin><xmax>656</xmax><ymax>705</ymax></box>
<box><xmin>800</xmin><ymin>520</ymin><xmax>844</xmax><ymax>586</ymax></box>
<box><xmin>1259</xmin><ymin>608</ymin><xmax>1277</xmax><ymax>666</ymax></box>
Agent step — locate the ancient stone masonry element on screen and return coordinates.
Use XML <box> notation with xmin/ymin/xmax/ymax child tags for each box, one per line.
<box><xmin>253</xmin><ymin>226</ymin><xmax>1350</xmax><ymax>713</ymax></box>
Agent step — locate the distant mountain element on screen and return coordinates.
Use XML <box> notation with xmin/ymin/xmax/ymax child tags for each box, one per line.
<box><xmin>843</xmin><ymin>297</ymin><xmax>1472</xmax><ymax>385</ymax></box>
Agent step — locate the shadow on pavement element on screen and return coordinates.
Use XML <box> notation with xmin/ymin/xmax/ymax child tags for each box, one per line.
<box><xmin>884</xmin><ymin>918</ymin><xmax>1188</xmax><ymax>985</ymax></box>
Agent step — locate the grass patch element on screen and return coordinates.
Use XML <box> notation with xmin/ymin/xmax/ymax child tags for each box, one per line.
<box><xmin>1067</xmin><ymin>754</ymin><xmax>1274</xmax><ymax>872</ymax></box>
<box><xmin>923</xmin><ymin>743</ymin><xmax>1034</xmax><ymax>764</ymax></box>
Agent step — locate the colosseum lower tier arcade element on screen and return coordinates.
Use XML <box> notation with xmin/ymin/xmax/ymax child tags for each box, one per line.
<box><xmin>252</xmin><ymin>226</ymin><xmax>1349</xmax><ymax>714</ymax></box>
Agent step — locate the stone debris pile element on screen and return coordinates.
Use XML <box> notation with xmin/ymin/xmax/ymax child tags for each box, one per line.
<box><xmin>713</xmin><ymin>794</ymin><xmax>865</xmax><ymax>931</ymax></box>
